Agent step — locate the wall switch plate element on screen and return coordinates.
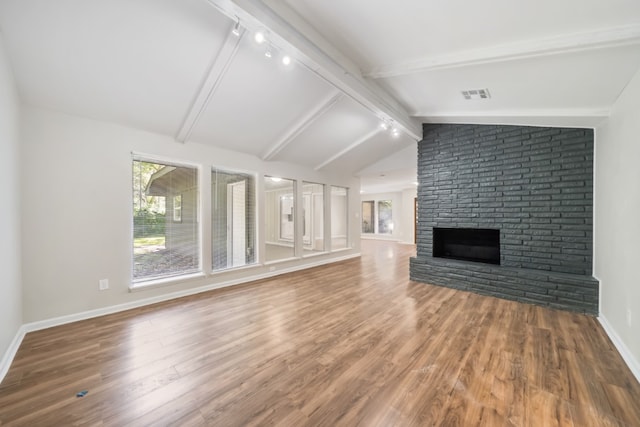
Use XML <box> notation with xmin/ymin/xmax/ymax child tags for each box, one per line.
<box><xmin>99</xmin><ymin>279</ymin><xmax>109</xmax><ymax>291</ymax></box>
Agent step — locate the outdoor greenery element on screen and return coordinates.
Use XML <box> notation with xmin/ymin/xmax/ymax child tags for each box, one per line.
<box><xmin>133</xmin><ymin>209</ymin><xmax>165</xmax><ymax>238</ymax></box>
<box><xmin>133</xmin><ymin>160</ymin><xmax>166</xmax><ymax>238</ymax></box>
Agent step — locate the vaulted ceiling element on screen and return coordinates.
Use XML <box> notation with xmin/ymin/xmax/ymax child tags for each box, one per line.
<box><xmin>1</xmin><ymin>0</ymin><xmax>639</xmax><ymax>192</ymax></box>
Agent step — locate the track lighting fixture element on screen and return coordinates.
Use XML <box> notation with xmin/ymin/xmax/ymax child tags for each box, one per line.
<box><xmin>379</xmin><ymin>118</ymin><xmax>401</xmax><ymax>138</ymax></box>
<box><xmin>248</xmin><ymin>26</ymin><xmax>293</xmax><ymax>68</ymax></box>
<box><xmin>232</xmin><ymin>18</ymin><xmax>241</xmax><ymax>36</ymax></box>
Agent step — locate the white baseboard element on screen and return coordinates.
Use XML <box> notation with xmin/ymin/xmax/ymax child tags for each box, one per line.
<box><xmin>0</xmin><ymin>325</ymin><xmax>27</xmax><ymax>384</ymax></box>
<box><xmin>598</xmin><ymin>314</ymin><xmax>640</xmax><ymax>383</ymax></box>
<box><xmin>0</xmin><ymin>252</ymin><xmax>360</xmax><ymax>384</ymax></box>
<box><xmin>265</xmin><ymin>241</ymin><xmax>294</xmax><ymax>248</ymax></box>
<box><xmin>361</xmin><ymin>235</ymin><xmax>401</xmax><ymax>242</ymax></box>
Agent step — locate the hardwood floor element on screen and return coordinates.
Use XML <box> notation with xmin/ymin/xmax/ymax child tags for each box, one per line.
<box><xmin>1</xmin><ymin>240</ymin><xmax>639</xmax><ymax>426</ymax></box>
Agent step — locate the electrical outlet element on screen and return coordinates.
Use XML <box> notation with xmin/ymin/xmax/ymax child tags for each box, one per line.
<box><xmin>269</xmin><ymin>266</ymin><xmax>276</xmax><ymax>272</ymax></box>
<box><xmin>99</xmin><ymin>279</ymin><xmax>109</xmax><ymax>291</ymax></box>
<box><xmin>627</xmin><ymin>309</ymin><xmax>632</xmax><ymax>327</ymax></box>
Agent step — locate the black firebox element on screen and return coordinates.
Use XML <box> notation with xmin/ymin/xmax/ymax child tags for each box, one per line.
<box><xmin>433</xmin><ymin>228</ymin><xmax>500</xmax><ymax>265</ymax></box>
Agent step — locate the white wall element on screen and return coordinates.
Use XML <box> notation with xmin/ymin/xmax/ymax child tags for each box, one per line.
<box><xmin>0</xmin><ymin>35</ymin><xmax>22</xmax><ymax>367</ymax></box>
<box><xmin>595</xmin><ymin>66</ymin><xmax>640</xmax><ymax>377</ymax></box>
<box><xmin>20</xmin><ymin>106</ymin><xmax>361</xmax><ymax>323</ymax></box>
<box><xmin>360</xmin><ymin>190</ymin><xmax>416</xmax><ymax>244</ymax></box>
<box><xmin>402</xmin><ymin>188</ymin><xmax>417</xmax><ymax>244</ymax></box>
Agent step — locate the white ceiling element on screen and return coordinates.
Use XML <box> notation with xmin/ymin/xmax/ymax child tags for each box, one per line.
<box><xmin>359</xmin><ymin>144</ymin><xmax>418</xmax><ymax>195</ymax></box>
<box><xmin>280</xmin><ymin>0</ymin><xmax>640</xmax><ymax>71</ymax></box>
<box><xmin>1</xmin><ymin>0</ymin><xmax>639</xmax><ymax>193</ymax></box>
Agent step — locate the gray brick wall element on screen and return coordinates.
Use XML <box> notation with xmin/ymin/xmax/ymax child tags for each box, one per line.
<box><xmin>411</xmin><ymin>124</ymin><xmax>598</xmax><ymax>314</ymax></box>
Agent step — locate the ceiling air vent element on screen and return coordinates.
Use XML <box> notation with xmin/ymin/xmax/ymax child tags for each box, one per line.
<box><xmin>461</xmin><ymin>89</ymin><xmax>491</xmax><ymax>100</ymax></box>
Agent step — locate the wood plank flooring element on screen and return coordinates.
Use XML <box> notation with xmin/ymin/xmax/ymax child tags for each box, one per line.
<box><xmin>1</xmin><ymin>240</ymin><xmax>639</xmax><ymax>426</ymax></box>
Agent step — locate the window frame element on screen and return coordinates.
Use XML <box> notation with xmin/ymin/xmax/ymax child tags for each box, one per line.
<box><xmin>330</xmin><ymin>185</ymin><xmax>350</xmax><ymax>251</ymax></box>
<box><xmin>131</xmin><ymin>153</ymin><xmax>203</xmax><ymax>288</ymax></box>
<box><xmin>302</xmin><ymin>181</ymin><xmax>326</xmax><ymax>257</ymax></box>
<box><xmin>211</xmin><ymin>166</ymin><xmax>259</xmax><ymax>273</ymax></box>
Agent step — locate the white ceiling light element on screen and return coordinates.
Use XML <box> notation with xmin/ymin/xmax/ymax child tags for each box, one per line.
<box><xmin>254</xmin><ymin>31</ymin><xmax>266</xmax><ymax>44</ymax></box>
<box><xmin>270</xmin><ymin>176</ymin><xmax>282</xmax><ymax>182</ymax></box>
<box><xmin>282</xmin><ymin>55</ymin><xmax>291</xmax><ymax>66</ymax></box>
<box><xmin>379</xmin><ymin>121</ymin><xmax>389</xmax><ymax>130</ymax></box>
<box><xmin>391</xmin><ymin>127</ymin><xmax>400</xmax><ymax>138</ymax></box>
<box><xmin>265</xmin><ymin>47</ymin><xmax>272</xmax><ymax>58</ymax></box>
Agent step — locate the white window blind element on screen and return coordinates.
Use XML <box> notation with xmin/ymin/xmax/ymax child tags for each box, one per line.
<box><xmin>211</xmin><ymin>168</ymin><xmax>256</xmax><ymax>271</ymax></box>
<box><xmin>132</xmin><ymin>159</ymin><xmax>199</xmax><ymax>282</ymax></box>
<box><xmin>378</xmin><ymin>200</ymin><xmax>393</xmax><ymax>234</ymax></box>
<box><xmin>303</xmin><ymin>182</ymin><xmax>324</xmax><ymax>254</ymax></box>
<box><xmin>331</xmin><ymin>186</ymin><xmax>348</xmax><ymax>249</ymax></box>
<box><xmin>362</xmin><ymin>200</ymin><xmax>375</xmax><ymax>234</ymax></box>
<box><xmin>265</xmin><ymin>176</ymin><xmax>296</xmax><ymax>262</ymax></box>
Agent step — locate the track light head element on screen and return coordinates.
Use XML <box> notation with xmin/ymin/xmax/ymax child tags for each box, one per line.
<box><xmin>232</xmin><ymin>18</ymin><xmax>241</xmax><ymax>36</ymax></box>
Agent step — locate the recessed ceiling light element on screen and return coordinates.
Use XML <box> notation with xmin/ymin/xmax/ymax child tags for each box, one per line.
<box><xmin>254</xmin><ymin>31</ymin><xmax>265</xmax><ymax>44</ymax></box>
<box><xmin>270</xmin><ymin>176</ymin><xmax>282</xmax><ymax>182</ymax></box>
<box><xmin>379</xmin><ymin>122</ymin><xmax>389</xmax><ymax>130</ymax></box>
<box><xmin>282</xmin><ymin>55</ymin><xmax>291</xmax><ymax>66</ymax></box>
<box><xmin>265</xmin><ymin>48</ymin><xmax>272</xmax><ymax>58</ymax></box>
<box><xmin>391</xmin><ymin>128</ymin><xmax>400</xmax><ymax>138</ymax></box>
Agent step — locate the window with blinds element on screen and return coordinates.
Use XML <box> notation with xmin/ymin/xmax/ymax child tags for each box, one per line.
<box><xmin>362</xmin><ymin>201</ymin><xmax>375</xmax><ymax>233</ymax></box>
<box><xmin>265</xmin><ymin>176</ymin><xmax>296</xmax><ymax>262</ymax></box>
<box><xmin>378</xmin><ymin>200</ymin><xmax>393</xmax><ymax>234</ymax></box>
<box><xmin>132</xmin><ymin>159</ymin><xmax>199</xmax><ymax>282</ymax></box>
<box><xmin>211</xmin><ymin>168</ymin><xmax>256</xmax><ymax>271</ymax></box>
<box><xmin>302</xmin><ymin>182</ymin><xmax>324</xmax><ymax>254</ymax></box>
<box><xmin>331</xmin><ymin>186</ymin><xmax>349</xmax><ymax>250</ymax></box>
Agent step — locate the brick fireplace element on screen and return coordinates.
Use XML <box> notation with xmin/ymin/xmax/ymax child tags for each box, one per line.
<box><xmin>410</xmin><ymin>124</ymin><xmax>598</xmax><ymax>314</ymax></box>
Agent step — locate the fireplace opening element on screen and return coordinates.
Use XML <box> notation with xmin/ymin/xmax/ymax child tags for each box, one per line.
<box><xmin>433</xmin><ymin>228</ymin><xmax>500</xmax><ymax>265</ymax></box>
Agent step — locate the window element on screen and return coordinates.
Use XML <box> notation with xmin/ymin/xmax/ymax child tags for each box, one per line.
<box><xmin>132</xmin><ymin>159</ymin><xmax>199</xmax><ymax>282</ymax></box>
<box><xmin>265</xmin><ymin>176</ymin><xmax>296</xmax><ymax>262</ymax></box>
<box><xmin>362</xmin><ymin>201</ymin><xmax>375</xmax><ymax>233</ymax></box>
<box><xmin>331</xmin><ymin>186</ymin><xmax>348</xmax><ymax>249</ymax></box>
<box><xmin>303</xmin><ymin>182</ymin><xmax>325</xmax><ymax>255</ymax></box>
<box><xmin>378</xmin><ymin>200</ymin><xmax>393</xmax><ymax>234</ymax></box>
<box><xmin>173</xmin><ymin>195</ymin><xmax>182</xmax><ymax>222</ymax></box>
<box><xmin>211</xmin><ymin>168</ymin><xmax>256</xmax><ymax>271</ymax></box>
